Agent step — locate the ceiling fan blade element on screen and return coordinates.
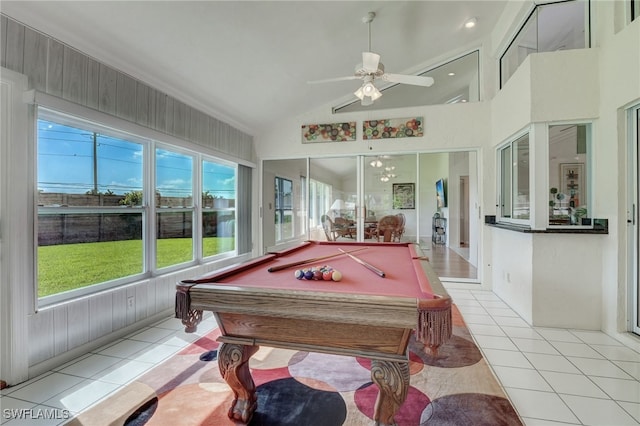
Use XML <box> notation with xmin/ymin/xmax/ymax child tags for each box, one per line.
<box><xmin>382</xmin><ymin>73</ymin><xmax>434</xmax><ymax>87</ymax></box>
<box><xmin>362</xmin><ymin>52</ymin><xmax>381</xmax><ymax>73</ymax></box>
<box><xmin>307</xmin><ymin>76</ymin><xmax>360</xmax><ymax>84</ymax></box>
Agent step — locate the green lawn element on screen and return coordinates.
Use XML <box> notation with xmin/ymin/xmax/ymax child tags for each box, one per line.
<box><xmin>38</xmin><ymin>237</ymin><xmax>235</xmax><ymax>297</ymax></box>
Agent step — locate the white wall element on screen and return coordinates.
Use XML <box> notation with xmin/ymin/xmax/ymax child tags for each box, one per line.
<box><xmin>491</xmin><ymin>227</ymin><xmax>534</xmax><ymax>323</ymax></box>
<box><xmin>255</xmin><ymin>102</ymin><xmax>492</xmax><ymax>160</ymax></box>
<box><xmin>533</xmin><ymin>234</ymin><xmax>602</xmax><ymax>329</ymax></box>
<box><xmin>594</xmin><ymin>5</ymin><xmax>640</xmax><ymax>338</ymax></box>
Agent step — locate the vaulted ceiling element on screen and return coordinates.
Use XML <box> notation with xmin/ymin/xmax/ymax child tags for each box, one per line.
<box><xmin>1</xmin><ymin>1</ymin><xmax>508</xmax><ymax>135</ymax></box>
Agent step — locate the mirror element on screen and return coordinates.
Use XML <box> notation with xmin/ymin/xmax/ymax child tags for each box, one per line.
<box><xmin>262</xmin><ymin>151</ymin><xmax>478</xmax><ymax>281</ymax></box>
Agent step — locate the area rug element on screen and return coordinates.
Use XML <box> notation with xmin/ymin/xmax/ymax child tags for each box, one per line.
<box><xmin>68</xmin><ymin>306</ymin><xmax>522</xmax><ymax>426</ymax></box>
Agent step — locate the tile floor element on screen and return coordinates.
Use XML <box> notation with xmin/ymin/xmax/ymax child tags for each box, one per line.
<box><xmin>448</xmin><ymin>288</ymin><xmax>640</xmax><ymax>426</ymax></box>
<box><xmin>1</xmin><ymin>289</ymin><xmax>639</xmax><ymax>425</ymax></box>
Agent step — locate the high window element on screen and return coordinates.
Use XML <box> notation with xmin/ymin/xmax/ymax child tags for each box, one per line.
<box><xmin>498</xmin><ymin>133</ymin><xmax>530</xmax><ymax>222</ymax></box>
<box><xmin>335</xmin><ymin>50</ymin><xmax>480</xmax><ymax>112</ymax></box>
<box><xmin>500</xmin><ymin>0</ymin><xmax>589</xmax><ymax>88</ymax></box>
<box><xmin>36</xmin><ymin>109</ymin><xmax>238</xmax><ymax>304</ymax></box>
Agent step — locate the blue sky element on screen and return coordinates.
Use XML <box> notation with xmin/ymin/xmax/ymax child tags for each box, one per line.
<box><xmin>37</xmin><ymin>120</ymin><xmax>235</xmax><ymax>199</ymax></box>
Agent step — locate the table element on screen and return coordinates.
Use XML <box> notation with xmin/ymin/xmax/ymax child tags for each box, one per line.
<box><xmin>175</xmin><ymin>241</ymin><xmax>452</xmax><ymax>425</ymax></box>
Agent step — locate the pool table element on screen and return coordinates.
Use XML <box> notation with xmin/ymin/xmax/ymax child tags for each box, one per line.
<box><xmin>175</xmin><ymin>241</ymin><xmax>452</xmax><ymax>425</ymax></box>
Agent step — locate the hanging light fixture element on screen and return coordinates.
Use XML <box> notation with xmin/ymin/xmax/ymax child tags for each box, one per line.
<box><xmin>369</xmin><ymin>157</ymin><xmax>383</xmax><ymax>167</ymax></box>
<box><xmin>354</xmin><ymin>76</ymin><xmax>382</xmax><ymax>106</ymax></box>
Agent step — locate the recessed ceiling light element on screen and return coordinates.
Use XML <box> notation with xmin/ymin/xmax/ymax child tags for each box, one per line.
<box><xmin>448</xmin><ymin>72</ymin><xmax>455</xmax><ymax>76</ymax></box>
<box><xmin>464</xmin><ymin>18</ymin><xmax>477</xmax><ymax>29</ymax></box>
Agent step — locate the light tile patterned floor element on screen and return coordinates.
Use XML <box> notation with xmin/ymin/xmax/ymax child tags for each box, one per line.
<box><xmin>448</xmin><ymin>288</ymin><xmax>640</xmax><ymax>426</ymax></box>
<box><xmin>1</xmin><ymin>289</ymin><xmax>639</xmax><ymax>426</ymax></box>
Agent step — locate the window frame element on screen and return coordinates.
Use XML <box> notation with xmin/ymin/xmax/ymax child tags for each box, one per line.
<box><xmin>497</xmin><ymin>129</ymin><xmax>531</xmax><ymax>226</ymax></box>
<box><xmin>499</xmin><ymin>0</ymin><xmax>591</xmax><ymax>89</ymax></box>
<box><xmin>154</xmin><ymin>144</ymin><xmax>197</xmax><ymax>271</ymax></box>
<box><xmin>35</xmin><ymin>106</ymin><xmax>241</xmax><ymax>307</ymax></box>
<box><xmin>547</xmin><ymin>121</ymin><xmax>593</xmax><ymax>229</ymax></box>
<box><xmin>274</xmin><ymin>176</ymin><xmax>294</xmax><ymax>242</ymax></box>
<box><xmin>201</xmin><ymin>155</ymin><xmax>238</xmax><ymax>261</ymax></box>
<box><xmin>37</xmin><ymin>108</ymin><xmax>150</xmax><ymax>305</ymax></box>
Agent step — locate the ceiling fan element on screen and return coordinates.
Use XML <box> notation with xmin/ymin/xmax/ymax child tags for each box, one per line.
<box><xmin>308</xmin><ymin>11</ymin><xmax>434</xmax><ymax>106</ymax></box>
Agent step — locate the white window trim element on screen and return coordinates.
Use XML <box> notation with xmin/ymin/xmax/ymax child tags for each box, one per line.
<box><xmin>545</xmin><ymin>120</ymin><xmax>594</xmax><ymax>230</ymax></box>
<box><xmin>497</xmin><ymin>128</ymin><xmax>532</xmax><ymax>227</ymax></box>
<box><xmin>29</xmin><ymin>93</ymin><xmax>243</xmax><ymax>307</ymax></box>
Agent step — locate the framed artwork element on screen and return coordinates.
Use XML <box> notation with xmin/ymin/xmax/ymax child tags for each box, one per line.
<box><xmin>362</xmin><ymin>117</ymin><xmax>423</xmax><ymax>140</ymax></box>
<box><xmin>435</xmin><ymin>178</ymin><xmax>447</xmax><ymax>208</ymax></box>
<box><xmin>301</xmin><ymin>122</ymin><xmax>356</xmax><ymax>143</ymax></box>
<box><xmin>560</xmin><ymin>163</ymin><xmax>584</xmax><ymax>207</ymax></box>
<box><xmin>392</xmin><ymin>183</ymin><xmax>415</xmax><ymax>209</ymax></box>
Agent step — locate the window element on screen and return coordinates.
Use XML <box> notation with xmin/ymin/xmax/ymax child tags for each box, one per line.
<box><xmin>335</xmin><ymin>50</ymin><xmax>480</xmax><ymax>112</ymax></box>
<box><xmin>36</xmin><ymin>109</ymin><xmax>241</xmax><ymax>304</ymax></box>
<box><xmin>37</xmin><ymin>111</ymin><xmax>145</xmax><ymax>299</ymax></box>
<box><xmin>202</xmin><ymin>159</ymin><xmax>236</xmax><ymax>257</ymax></box>
<box><xmin>499</xmin><ymin>134</ymin><xmax>530</xmax><ymax>222</ymax></box>
<box><xmin>274</xmin><ymin>176</ymin><xmax>293</xmax><ymax>241</ymax></box>
<box><xmin>501</xmin><ymin>0</ymin><xmax>589</xmax><ymax>88</ymax></box>
<box><xmin>155</xmin><ymin>148</ymin><xmax>194</xmax><ymax>269</ymax></box>
<box><xmin>549</xmin><ymin>124</ymin><xmax>591</xmax><ymax>226</ymax></box>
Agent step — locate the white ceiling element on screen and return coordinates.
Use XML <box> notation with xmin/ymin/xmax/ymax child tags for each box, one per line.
<box><xmin>1</xmin><ymin>1</ymin><xmax>508</xmax><ymax>135</ymax></box>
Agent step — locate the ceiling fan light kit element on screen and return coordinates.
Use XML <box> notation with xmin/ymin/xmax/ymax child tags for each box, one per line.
<box><xmin>308</xmin><ymin>11</ymin><xmax>434</xmax><ymax>106</ymax></box>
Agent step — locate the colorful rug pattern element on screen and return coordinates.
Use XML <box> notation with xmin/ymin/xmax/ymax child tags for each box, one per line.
<box><xmin>71</xmin><ymin>306</ymin><xmax>522</xmax><ymax>425</ymax></box>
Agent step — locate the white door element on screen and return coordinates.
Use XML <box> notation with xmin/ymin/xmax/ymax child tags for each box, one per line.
<box><xmin>631</xmin><ymin>105</ymin><xmax>640</xmax><ymax>336</ymax></box>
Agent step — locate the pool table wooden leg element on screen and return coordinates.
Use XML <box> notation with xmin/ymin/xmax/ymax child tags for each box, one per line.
<box><xmin>218</xmin><ymin>343</ymin><xmax>259</xmax><ymax>423</ymax></box>
<box><xmin>370</xmin><ymin>359</ymin><xmax>410</xmax><ymax>426</ymax></box>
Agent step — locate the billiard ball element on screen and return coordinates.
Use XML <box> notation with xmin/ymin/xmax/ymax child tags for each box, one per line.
<box><xmin>331</xmin><ymin>270</ymin><xmax>342</xmax><ymax>282</ymax></box>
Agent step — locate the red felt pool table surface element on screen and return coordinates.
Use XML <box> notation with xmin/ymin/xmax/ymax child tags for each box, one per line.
<box><xmin>212</xmin><ymin>241</ymin><xmax>436</xmax><ymax>300</ymax></box>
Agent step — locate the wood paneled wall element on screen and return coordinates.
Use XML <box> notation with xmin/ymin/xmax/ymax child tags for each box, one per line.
<box><xmin>0</xmin><ymin>14</ymin><xmax>254</xmax><ymax>163</ymax></box>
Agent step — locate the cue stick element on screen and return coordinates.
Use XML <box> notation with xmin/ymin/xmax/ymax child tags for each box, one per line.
<box><xmin>267</xmin><ymin>247</ymin><xmax>368</xmax><ymax>272</ymax></box>
<box><xmin>338</xmin><ymin>248</ymin><xmax>385</xmax><ymax>278</ymax></box>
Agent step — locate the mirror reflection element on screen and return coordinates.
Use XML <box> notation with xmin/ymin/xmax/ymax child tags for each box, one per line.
<box><xmin>263</xmin><ymin>152</ymin><xmax>478</xmax><ymax>281</ymax></box>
